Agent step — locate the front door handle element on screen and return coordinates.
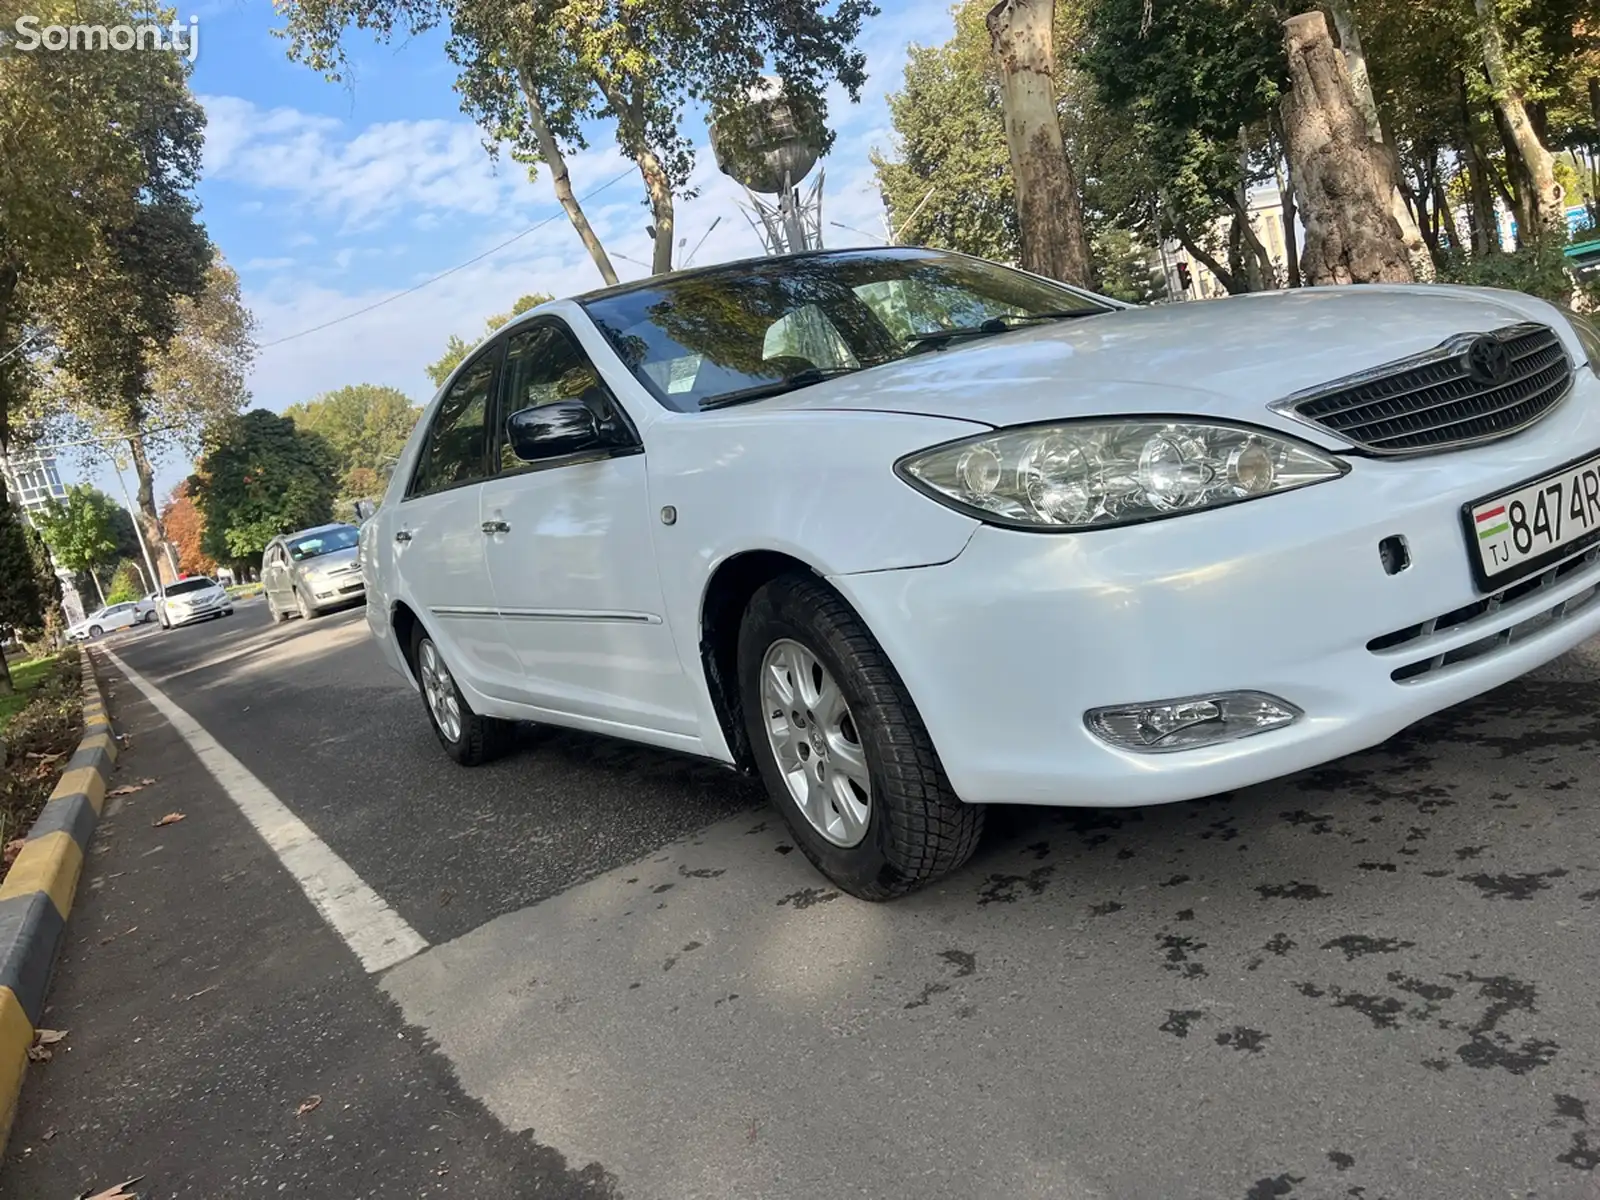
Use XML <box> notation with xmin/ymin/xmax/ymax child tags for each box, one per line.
<box><xmin>481</xmin><ymin>520</ymin><xmax>510</xmax><ymax>535</ymax></box>
<box><xmin>394</xmin><ymin>530</ymin><xmax>413</xmax><ymax>543</ymax></box>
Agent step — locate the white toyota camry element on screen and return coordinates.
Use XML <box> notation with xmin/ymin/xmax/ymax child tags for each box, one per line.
<box><xmin>361</xmin><ymin>247</ymin><xmax>1600</xmax><ymax>899</ymax></box>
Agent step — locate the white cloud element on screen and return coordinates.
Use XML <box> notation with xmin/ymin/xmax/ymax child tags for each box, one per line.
<box><xmin>212</xmin><ymin>0</ymin><xmax>960</xmax><ymax>434</ymax></box>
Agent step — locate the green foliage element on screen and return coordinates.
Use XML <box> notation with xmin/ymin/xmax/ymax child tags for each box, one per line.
<box><xmin>0</xmin><ymin>501</ymin><xmax>45</xmax><ymax>644</ymax></box>
<box><xmin>1436</xmin><ymin>231</ymin><xmax>1590</xmax><ymax>304</ymax></box>
<box><xmin>104</xmin><ymin>559</ymin><xmax>146</xmax><ymax>605</ymax></box>
<box><xmin>283</xmin><ymin>384</ymin><xmax>421</xmax><ymax>497</ymax></box>
<box><xmin>189</xmin><ymin>410</ymin><xmax>339</xmax><ymax>565</ymax></box>
<box><xmin>425</xmin><ymin>294</ymin><xmax>552</xmax><ymax>387</ymax></box>
<box><xmin>277</xmin><ymin>0</ymin><xmax>875</xmax><ymax>272</ymax></box>
<box><xmin>32</xmin><ymin>486</ymin><xmax>121</xmax><ymax>576</ymax></box>
<box><xmin>1091</xmin><ymin>228</ymin><xmax>1166</xmax><ymax>304</ymax></box>
<box><xmin>873</xmin><ymin>0</ymin><xmax>1017</xmax><ymax>261</ymax></box>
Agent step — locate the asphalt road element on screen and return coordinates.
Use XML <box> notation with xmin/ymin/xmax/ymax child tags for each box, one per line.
<box><xmin>6</xmin><ymin>598</ymin><xmax>1600</xmax><ymax>1199</ymax></box>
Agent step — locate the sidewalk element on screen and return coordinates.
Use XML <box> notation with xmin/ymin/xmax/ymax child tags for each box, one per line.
<box><xmin>0</xmin><ymin>661</ymin><xmax>614</xmax><ymax>1198</ymax></box>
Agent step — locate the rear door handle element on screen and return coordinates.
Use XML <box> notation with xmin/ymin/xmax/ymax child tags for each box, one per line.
<box><xmin>394</xmin><ymin>530</ymin><xmax>413</xmax><ymax>543</ymax></box>
<box><xmin>481</xmin><ymin>520</ymin><xmax>510</xmax><ymax>535</ymax></box>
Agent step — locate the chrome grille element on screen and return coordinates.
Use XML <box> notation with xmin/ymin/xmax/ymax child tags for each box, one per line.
<box><xmin>1275</xmin><ymin>323</ymin><xmax>1573</xmax><ymax>455</ymax></box>
<box><xmin>1367</xmin><ymin>545</ymin><xmax>1600</xmax><ymax>682</ymax></box>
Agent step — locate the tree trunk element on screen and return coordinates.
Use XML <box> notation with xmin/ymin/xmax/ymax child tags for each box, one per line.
<box><xmin>125</xmin><ymin>434</ymin><xmax>172</xmax><ymax>584</ymax></box>
<box><xmin>1458</xmin><ymin>73</ymin><xmax>1500</xmax><ymax>255</ymax></box>
<box><xmin>1228</xmin><ymin>193</ymin><xmax>1275</xmax><ymax>290</ymax></box>
<box><xmin>986</xmin><ymin>0</ymin><xmax>1091</xmax><ymax>286</ymax></box>
<box><xmin>0</xmin><ymin>260</ymin><xmax>18</xmax><ymax>468</ymax></box>
<box><xmin>517</xmin><ymin>73</ymin><xmax>619</xmax><ymax>286</ymax></box>
<box><xmin>1434</xmin><ymin>178</ymin><xmax>1458</xmax><ymax>254</ymax></box>
<box><xmin>89</xmin><ymin>568</ymin><xmax>106</xmax><ymax>607</ymax></box>
<box><xmin>1474</xmin><ymin>0</ymin><xmax>1562</xmax><ymax>238</ymax></box>
<box><xmin>1270</xmin><ymin>116</ymin><xmax>1303</xmax><ymax>288</ymax></box>
<box><xmin>1278</xmin><ymin>12</ymin><xmax>1413</xmax><ymax>286</ymax></box>
<box><xmin>1323</xmin><ymin>0</ymin><xmax>1433</xmax><ymax>280</ymax></box>
<box><xmin>634</xmin><ymin>147</ymin><xmax>676</xmax><ymax>275</ymax></box>
<box><xmin>1176</xmin><ymin>229</ymin><xmax>1241</xmax><ymax>296</ymax></box>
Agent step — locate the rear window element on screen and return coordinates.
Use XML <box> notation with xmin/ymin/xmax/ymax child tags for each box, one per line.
<box><xmin>165</xmin><ymin>578</ymin><xmax>215</xmax><ymax>595</ymax></box>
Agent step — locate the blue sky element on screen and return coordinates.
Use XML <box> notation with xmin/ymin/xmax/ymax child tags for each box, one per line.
<box><xmin>73</xmin><ymin>0</ymin><xmax>955</xmax><ymax>504</ymax></box>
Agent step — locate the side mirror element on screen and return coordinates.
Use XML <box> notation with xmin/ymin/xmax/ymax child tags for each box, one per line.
<box><xmin>507</xmin><ymin>400</ymin><xmax>602</xmax><ymax>462</ymax></box>
<box><xmin>353</xmin><ymin>499</ymin><xmax>378</xmax><ymax>521</ymax></box>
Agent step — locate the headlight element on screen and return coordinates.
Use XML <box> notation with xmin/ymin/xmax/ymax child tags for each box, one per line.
<box><xmin>895</xmin><ymin>419</ymin><xmax>1348</xmax><ymax>531</ymax></box>
<box><xmin>1558</xmin><ymin>307</ymin><xmax>1600</xmax><ymax>377</ymax></box>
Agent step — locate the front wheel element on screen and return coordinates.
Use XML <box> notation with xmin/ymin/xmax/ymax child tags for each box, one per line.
<box><xmin>737</xmin><ymin>573</ymin><xmax>984</xmax><ymax>901</ymax></box>
<box><xmin>88</xmin><ymin>625</ymin><xmax>103</xmax><ymax>639</ymax></box>
<box><xmin>295</xmin><ymin>589</ymin><xmax>314</xmax><ymax>620</ymax></box>
<box><xmin>412</xmin><ymin>630</ymin><xmax>512</xmax><ymax>766</ymax></box>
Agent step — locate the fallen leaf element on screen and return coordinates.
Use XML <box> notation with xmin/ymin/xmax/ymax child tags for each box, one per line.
<box><xmin>24</xmin><ymin>751</ymin><xmax>63</xmax><ymax>763</ymax></box>
<box><xmin>77</xmin><ymin>1177</ymin><xmax>144</xmax><ymax>1199</ymax></box>
<box><xmin>184</xmin><ymin>985</ymin><xmax>218</xmax><ymax>1001</ymax></box>
<box><xmin>41</xmin><ymin>1126</ymin><xmax>57</xmax><ymax>1142</ymax></box>
<box><xmin>33</xmin><ymin>1029</ymin><xmax>67</xmax><ymax>1045</ymax></box>
<box><xmin>296</xmin><ymin>1095</ymin><xmax>322</xmax><ymax>1117</ymax></box>
<box><xmin>3</xmin><ymin>839</ymin><xmax>25</xmax><ymax>868</ymax></box>
<box><xmin>107</xmin><ymin>785</ymin><xmax>144</xmax><ymax>797</ymax></box>
<box><xmin>151</xmin><ymin>813</ymin><xmax>184</xmax><ymax>828</ymax></box>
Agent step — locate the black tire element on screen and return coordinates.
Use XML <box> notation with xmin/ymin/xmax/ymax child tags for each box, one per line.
<box><xmin>737</xmin><ymin>573</ymin><xmax>984</xmax><ymax>901</ymax></box>
<box><xmin>410</xmin><ymin>626</ymin><xmax>513</xmax><ymax>766</ymax></box>
<box><xmin>295</xmin><ymin>589</ymin><xmax>315</xmax><ymax>620</ymax></box>
<box><xmin>88</xmin><ymin>625</ymin><xmax>103</xmax><ymax>639</ymax></box>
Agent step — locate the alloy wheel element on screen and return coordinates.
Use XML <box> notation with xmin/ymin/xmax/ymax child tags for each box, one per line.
<box><xmin>759</xmin><ymin>637</ymin><xmax>872</xmax><ymax>848</ymax></box>
<box><xmin>418</xmin><ymin>639</ymin><xmax>462</xmax><ymax>744</ymax></box>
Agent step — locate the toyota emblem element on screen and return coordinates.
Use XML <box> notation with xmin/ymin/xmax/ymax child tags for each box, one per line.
<box><xmin>1466</xmin><ymin>335</ymin><xmax>1513</xmax><ymax>386</ymax></box>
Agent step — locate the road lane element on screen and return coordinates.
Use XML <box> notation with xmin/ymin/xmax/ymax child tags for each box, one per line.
<box><xmin>66</xmin><ymin>601</ymin><xmax>1600</xmax><ymax>1197</ymax></box>
<box><xmin>110</xmin><ymin>601</ymin><xmax>762</xmax><ymax>942</ymax></box>
<box><xmin>2</xmin><ymin>655</ymin><xmax>617</xmax><ymax>1199</ymax></box>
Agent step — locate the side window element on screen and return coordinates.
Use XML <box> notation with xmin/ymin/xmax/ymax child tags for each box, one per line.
<box><xmin>497</xmin><ymin>323</ymin><xmax>629</xmax><ymax>471</ymax></box>
<box><xmin>409</xmin><ymin>346</ymin><xmax>502</xmax><ymax>497</ymax></box>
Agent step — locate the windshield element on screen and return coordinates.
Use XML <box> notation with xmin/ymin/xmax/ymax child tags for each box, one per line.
<box><xmin>165</xmin><ymin>578</ymin><xmax>215</xmax><ymax>596</ymax></box>
<box><xmin>579</xmin><ymin>248</ymin><xmax>1110</xmax><ymax>413</ymax></box>
<box><xmin>288</xmin><ymin>526</ymin><xmax>359</xmax><ymax>561</ymax></box>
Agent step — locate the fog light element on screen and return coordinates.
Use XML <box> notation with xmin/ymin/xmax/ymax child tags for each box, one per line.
<box><xmin>1085</xmin><ymin>691</ymin><xmax>1301</xmax><ymax>753</ymax></box>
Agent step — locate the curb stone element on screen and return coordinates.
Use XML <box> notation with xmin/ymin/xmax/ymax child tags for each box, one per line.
<box><xmin>0</xmin><ymin>649</ymin><xmax>114</xmax><ymax>1156</ymax></box>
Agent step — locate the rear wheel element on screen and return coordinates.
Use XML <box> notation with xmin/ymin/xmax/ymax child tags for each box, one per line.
<box><xmin>737</xmin><ymin>573</ymin><xmax>984</xmax><ymax>901</ymax></box>
<box><xmin>412</xmin><ymin>629</ymin><xmax>512</xmax><ymax>766</ymax></box>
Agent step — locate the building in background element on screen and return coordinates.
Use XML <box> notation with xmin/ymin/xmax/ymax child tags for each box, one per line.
<box><xmin>1</xmin><ymin>449</ymin><xmax>87</xmax><ymax>626</ymax></box>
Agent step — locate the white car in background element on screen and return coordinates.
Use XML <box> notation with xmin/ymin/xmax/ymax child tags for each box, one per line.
<box><xmin>66</xmin><ymin>602</ymin><xmax>145</xmax><ymax>641</ymax></box>
<box><xmin>358</xmin><ymin>246</ymin><xmax>1600</xmax><ymax>900</ymax></box>
<box><xmin>158</xmin><ymin>576</ymin><xmax>234</xmax><ymax>628</ymax></box>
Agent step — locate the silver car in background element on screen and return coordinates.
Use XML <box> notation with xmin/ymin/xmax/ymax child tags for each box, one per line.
<box><xmin>262</xmin><ymin>523</ymin><xmax>366</xmax><ymax>623</ymax></box>
<box><xmin>159</xmin><ymin>576</ymin><xmax>235</xmax><ymax>628</ymax></box>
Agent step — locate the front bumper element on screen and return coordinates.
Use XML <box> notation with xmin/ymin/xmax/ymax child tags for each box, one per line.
<box><xmin>308</xmin><ymin>575</ymin><xmax>366</xmax><ymax>606</ymax></box>
<box><xmin>167</xmin><ymin>599</ymin><xmax>230</xmax><ymax>625</ymax></box>
<box><xmin>833</xmin><ymin>371</ymin><xmax>1600</xmax><ymax>808</ymax></box>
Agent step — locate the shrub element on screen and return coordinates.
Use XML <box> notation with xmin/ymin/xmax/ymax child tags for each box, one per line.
<box><xmin>104</xmin><ymin>559</ymin><xmax>146</xmax><ymax>605</ymax></box>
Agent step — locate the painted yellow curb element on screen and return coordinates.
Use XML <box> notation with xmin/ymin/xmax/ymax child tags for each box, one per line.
<box><xmin>48</xmin><ymin>764</ymin><xmax>107</xmax><ymax>816</ymax></box>
<box><xmin>0</xmin><ymin>834</ymin><xmax>84</xmax><ymax>921</ymax></box>
<box><xmin>0</xmin><ymin>987</ymin><xmax>33</xmax><ymax>1150</ymax></box>
<box><xmin>79</xmin><ymin>730</ymin><xmax>117</xmax><ymax>765</ymax></box>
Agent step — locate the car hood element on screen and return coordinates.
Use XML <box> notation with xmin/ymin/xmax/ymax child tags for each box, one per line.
<box><xmin>303</xmin><ymin>547</ymin><xmax>359</xmax><ymax>574</ymax></box>
<box><xmin>734</xmin><ymin>285</ymin><xmax>1572</xmax><ymax>446</ymax></box>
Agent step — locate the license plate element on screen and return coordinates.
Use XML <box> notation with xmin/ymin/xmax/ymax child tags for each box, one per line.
<box><xmin>1463</xmin><ymin>450</ymin><xmax>1600</xmax><ymax>589</ymax></box>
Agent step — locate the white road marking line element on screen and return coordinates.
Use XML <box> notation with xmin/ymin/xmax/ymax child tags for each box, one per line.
<box><xmin>104</xmin><ymin>649</ymin><xmax>428</xmax><ymax>973</ymax></box>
